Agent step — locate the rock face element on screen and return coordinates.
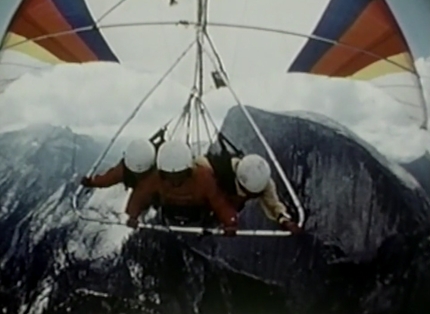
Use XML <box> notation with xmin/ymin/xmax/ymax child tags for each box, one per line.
<box><xmin>195</xmin><ymin>105</ymin><xmax>430</xmax><ymax>312</ymax></box>
<box><xmin>0</xmin><ymin>125</ymin><xmax>103</xmax><ymax>267</ymax></box>
<box><xmin>1</xmin><ymin>110</ymin><xmax>430</xmax><ymax>314</ymax></box>
<box><xmin>0</xmin><ymin>124</ymin><xmax>122</xmax><ymax>313</ymax></box>
<box><xmin>400</xmin><ymin>152</ymin><xmax>430</xmax><ymax>197</ymax></box>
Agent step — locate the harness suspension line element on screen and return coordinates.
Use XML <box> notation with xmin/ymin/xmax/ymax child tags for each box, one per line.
<box><xmin>185</xmin><ymin>99</ymin><xmax>193</xmax><ymax>146</ymax></box>
<box><xmin>195</xmin><ymin>0</ymin><xmax>206</xmax><ymax>154</ymax></box>
<box><xmin>194</xmin><ymin>96</ymin><xmax>219</xmax><ymax>136</ymax></box>
<box><xmin>198</xmin><ymin>102</ymin><xmax>213</xmax><ymax>144</ymax></box>
<box><xmin>169</xmin><ymin>95</ymin><xmax>191</xmax><ymax>140</ymax></box>
<box><xmin>193</xmin><ymin>93</ymin><xmax>242</xmax><ymax>154</ymax></box>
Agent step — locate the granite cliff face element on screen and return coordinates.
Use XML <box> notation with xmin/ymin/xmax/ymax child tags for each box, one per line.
<box><xmin>1</xmin><ymin>107</ymin><xmax>430</xmax><ymax>314</ymax></box>
<box><xmin>197</xmin><ymin>105</ymin><xmax>430</xmax><ymax>312</ymax></box>
<box><xmin>401</xmin><ymin>152</ymin><xmax>430</xmax><ymax>197</ymax></box>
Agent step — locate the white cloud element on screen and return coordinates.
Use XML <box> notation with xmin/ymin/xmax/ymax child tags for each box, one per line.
<box><xmin>0</xmin><ymin>62</ymin><xmax>193</xmax><ymax>138</ymax></box>
<box><xmin>202</xmin><ymin>66</ymin><xmax>430</xmax><ymax>162</ymax></box>
<box><xmin>0</xmin><ymin>66</ymin><xmax>427</xmax><ymax>165</ymax></box>
<box><xmin>1</xmin><ymin>57</ymin><xmax>430</xmax><ymax>163</ymax></box>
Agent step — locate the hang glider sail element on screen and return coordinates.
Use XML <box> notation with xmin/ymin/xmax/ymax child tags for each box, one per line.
<box><xmin>287</xmin><ymin>0</ymin><xmax>428</xmax><ymax>129</ymax></box>
<box><xmin>0</xmin><ymin>0</ymin><xmax>119</xmax><ymax>92</ymax></box>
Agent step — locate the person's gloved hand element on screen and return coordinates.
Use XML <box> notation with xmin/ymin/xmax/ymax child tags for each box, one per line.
<box><xmin>223</xmin><ymin>225</ymin><xmax>237</xmax><ymax>237</ymax></box>
<box><xmin>126</xmin><ymin>217</ymin><xmax>139</xmax><ymax>229</ymax></box>
<box><xmin>80</xmin><ymin>176</ymin><xmax>93</xmax><ymax>187</ymax></box>
<box><xmin>278</xmin><ymin>212</ymin><xmax>302</xmax><ymax>235</ymax></box>
<box><xmin>223</xmin><ymin>216</ymin><xmax>238</xmax><ymax>237</ymax></box>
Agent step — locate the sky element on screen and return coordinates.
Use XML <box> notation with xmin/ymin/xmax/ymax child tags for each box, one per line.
<box><xmin>0</xmin><ymin>0</ymin><xmax>429</xmax><ymax>163</ymax></box>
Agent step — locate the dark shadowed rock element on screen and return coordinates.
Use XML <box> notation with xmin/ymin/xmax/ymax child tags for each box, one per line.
<box><xmin>45</xmin><ymin>229</ymin><xmax>291</xmax><ymax>314</ymax></box>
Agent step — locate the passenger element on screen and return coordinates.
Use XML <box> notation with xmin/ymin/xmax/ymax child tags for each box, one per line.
<box><xmin>80</xmin><ymin>138</ymin><xmax>156</xmax><ymax>190</ymax></box>
<box><xmin>201</xmin><ymin>151</ymin><xmax>302</xmax><ymax>234</ymax></box>
<box><xmin>124</xmin><ymin>140</ymin><xmax>239</xmax><ymax>236</ymax></box>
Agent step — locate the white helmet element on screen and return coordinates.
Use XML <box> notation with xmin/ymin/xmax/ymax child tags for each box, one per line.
<box><xmin>124</xmin><ymin>138</ymin><xmax>156</xmax><ymax>173</ymax></box>
<box><xmin>156</xmin><ymin>140</ymin><xmax>193</xmax><ymax>172</ymax></box>
<box><xmin>236</xmin><ymin>154</ymin><xmax>271</xmax><ymax>193</ymax></box>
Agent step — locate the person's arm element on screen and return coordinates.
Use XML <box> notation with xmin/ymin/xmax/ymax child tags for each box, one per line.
<box><xmin>259</xmin><ymin>179</ymin><xmax>291</xmax><ymax>221</ymax></box>
<box><xmin>87</xmin><ymin>162</ymin><xmax>124</xmax><ymax>188</ymax></box>
<box><xmin>125</xmin><ymin>178</ymin><xmax>155</xmax><ymax>220</ymax></box>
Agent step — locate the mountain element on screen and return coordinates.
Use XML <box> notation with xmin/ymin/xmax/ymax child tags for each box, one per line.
<box><xmin>0</xmin><ymin>124</ymin><xmax>131</xmax><ymax>312</ymax></box>
<box><xmin>0</xmin><ymin>123</ymin><xmax>102</xmax><ymax>251</ymax></box>
<box><xmin>1</xmin><ymin>110</ymin><xmax>430</xmax><ymax>314</ymax></box>
<box><xmin>400</xmin><ymin>152</ymin><xmax>430</xmax><ymax>197</ymax></box>
<box><xmin>195</xmin><ymin>105</ymin><xmax>430</xmax><ymax>312</ymax></box>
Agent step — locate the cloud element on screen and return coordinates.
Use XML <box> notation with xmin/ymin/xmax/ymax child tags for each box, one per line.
<box><xmin>0</xmin><ymin>62</ymin><xmax>192</xmax><ymax>138</ymax></box>
<box><xmin>0</xmin><ymin>57</ymin><xmax>429</xmax><ymax>163</ymax></box>
<box><xmin>203</xmin><ymin>65</ymin><xmax>430</xmax><ymax>162</ymax></box>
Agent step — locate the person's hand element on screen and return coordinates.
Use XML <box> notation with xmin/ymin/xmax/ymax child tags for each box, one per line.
<box><xmin>223</xmin><ymin>216</ymin><xmax>238</xmax><ymax>237</ymax></box>
<box><xmin>278</xmin><ymin>213</ymin><xmax>302</xmax><ymax>235</ymax></box>
<box><xmin>223</xmin><ymin>225</ymin><xmax>237</xmax><ymax>237</ymax></box>
<box><xmin>126</xmin><ymin>217</ymin><xmax>139</xmax><ymax>229</ymax></box>
<box><xmin>80</xmin><ymin>176</ymin><xmax>93</xmax><ymax>187</ymax></box>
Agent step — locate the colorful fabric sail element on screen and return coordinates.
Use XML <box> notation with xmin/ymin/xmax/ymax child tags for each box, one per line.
<box><xmin>287</xmin><ymin>0</ymin><xmax>427</xmax><ymax>128</ymax></box>
<box><xmin>0</xmin><ymin>0</ymin><xmax>118</xmax><ymax>92</ymax></box>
